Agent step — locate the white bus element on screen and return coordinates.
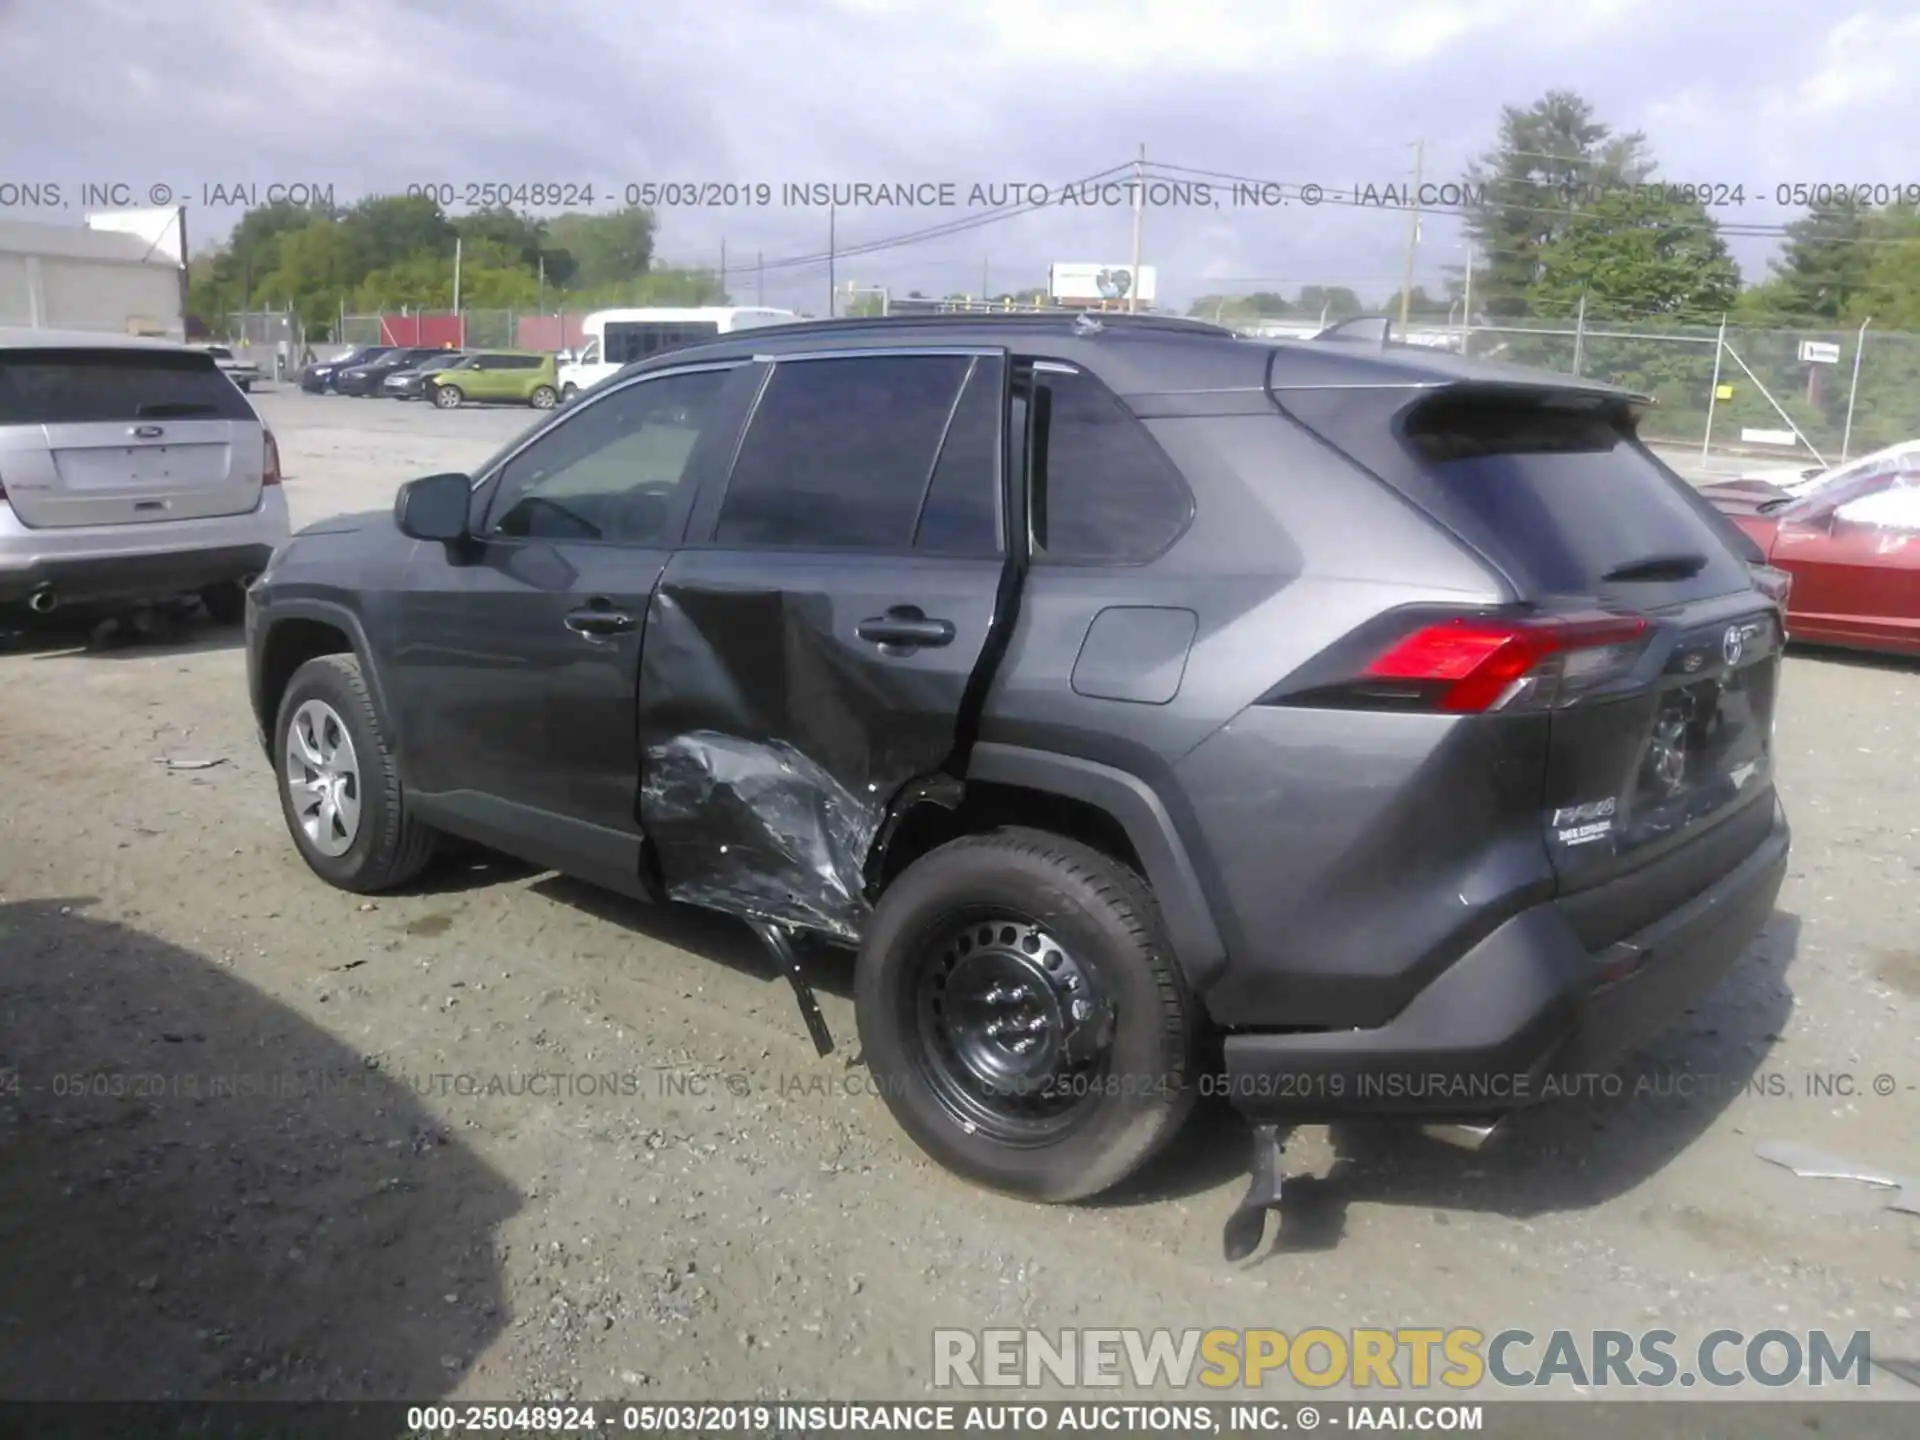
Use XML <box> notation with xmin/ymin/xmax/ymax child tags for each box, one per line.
<box><xmin>557</xmin><ymin>306</ymin><xmax>799</xmax><ymax>400</ymax></box>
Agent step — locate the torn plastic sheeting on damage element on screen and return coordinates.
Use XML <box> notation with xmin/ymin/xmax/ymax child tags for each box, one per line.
<box><xmin>641</xmin><ymin>730</ymin><xmax>880</xmax><ymax>940</ymax></box>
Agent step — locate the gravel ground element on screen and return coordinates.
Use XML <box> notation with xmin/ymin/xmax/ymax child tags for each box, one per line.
<box><xmin>0</xmin><ymin>390</ymin><xmax>1915</xmax><ymax>1408</ymax></box>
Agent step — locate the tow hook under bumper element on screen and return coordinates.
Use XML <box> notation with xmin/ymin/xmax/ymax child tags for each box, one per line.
<box><xmin>1220</xmin><ymin>1117</ymin><xmax>1514</xmax><ymax>1261</ymax></box>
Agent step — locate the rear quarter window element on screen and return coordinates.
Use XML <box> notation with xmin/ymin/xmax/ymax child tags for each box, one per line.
<box><xmin>1030</xmin><ymin>365</ymin><xmax>1193</xmax><ymax>563</ymax></box>
<box><xmin>0</xmin><ymin>348</ymin><xmax>255</xmax><ymax>425</ymax></box>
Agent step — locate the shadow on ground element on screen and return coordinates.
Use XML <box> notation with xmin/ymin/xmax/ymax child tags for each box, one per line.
<box><xmin>531</xmin><ymin>873</ymin><xmax>857</xmax><ymax>1000</ymax></box>
<box><xmin>1102</xmin><ymin>912</ymin><xmax>1802</xmax><ymax>1255</ymax></box>
<box><xmin>0</xmin><ymin>898</ymin><xmax>522</xmax><ymax>1400</ymax></box>
<box><xmin>0</xmin><ymin>603</ymin><xmax>244</xmax><ymax>661</ymax></box>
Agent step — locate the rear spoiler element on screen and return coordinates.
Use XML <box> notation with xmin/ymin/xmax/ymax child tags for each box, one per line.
<box><xmin>1312</xmin><ymin>315</ymin><xmax>1396</xmax><ymax>349</ymax></box>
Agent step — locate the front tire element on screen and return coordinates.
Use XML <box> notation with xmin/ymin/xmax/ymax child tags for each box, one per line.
<box><xmin>560</xmin><ymin>383</ymin><xmax>579</xmax><ymax>404</ymax></box>
<box><xmin>432</xmin><ymin>384</ymin><xmax>463</xmax><ymax>409</ymax></box>
<box><xmin>855</xmin><ymin>828</ymin><xmax>1198</xmax><ymax>1202</ymax></box>
<box><xmin>273</xmin><ymin>654</ymin><xmax>437</xmax><ymax>893</ymax></box>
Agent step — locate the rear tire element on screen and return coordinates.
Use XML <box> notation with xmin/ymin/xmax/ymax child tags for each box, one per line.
<box><xmin>855</xmin><ymin>827</ymin><xmax>1198</xmax><ymax>1202</ymax></box>
<box><xmin>273</xmin><ymin>654</ymin><xmax>437</xmax><ymax>893</ymax></box>
<box><xmin>199</xmin><ymin>580</ymin><xmax>247</xmax><ymax>625</ymax></box>
<box><xmin>529</xmin><ymin>385</ymin><xmax>558</xmax><ymax>409</ymax></box>
<box><xmin>432</xmin><ymin>384</ymin><xmax>463</xmax><ymax>409</ymax></box>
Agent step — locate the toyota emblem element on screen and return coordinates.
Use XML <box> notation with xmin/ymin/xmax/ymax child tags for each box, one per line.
<box><xmin>1722</xmin><ymin>625</ymin><xmax>1744</xmax><ymax>667</ymax></box>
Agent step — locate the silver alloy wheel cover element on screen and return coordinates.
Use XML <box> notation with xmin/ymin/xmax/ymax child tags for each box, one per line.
<box><xmin>284</xmin><ymin>699</ymin><xmax>363</xmax><ymax>857</ymax></box>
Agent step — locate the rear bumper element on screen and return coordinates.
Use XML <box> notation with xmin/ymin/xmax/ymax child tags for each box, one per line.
<box><xmin>1220</xmin><ymin>801</ymin><xmax>1790</xmax><ymax>1121</ymax></box>
<box><xmin>0</xmin><ymin>490</ymin><xmax>290</xmax><ymax>607</ymax></box>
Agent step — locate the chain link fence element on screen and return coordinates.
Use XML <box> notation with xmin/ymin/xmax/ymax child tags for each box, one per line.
<box><xmin>1457</xmin><ymin>316</ymin><xmax>1916</xmax><ymax>467</ymax></box>
<box><xmin>337</xmin><ymin>309</ymin><xmax>573</xmax><ymax>349</ymax></box>
<box><xmin>1223</xmin><ymin>308</ymin><xmax>1920</xmax><ymax>471</ymax></box>
<box><xmin>216</xmin><ymin>310</ymin><xmax>305</xmax><ymax>383</ymax></box>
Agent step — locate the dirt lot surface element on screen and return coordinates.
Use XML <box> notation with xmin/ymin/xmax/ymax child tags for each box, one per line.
<box><xmin>1</xmin><ymin>391</ymin><xmax>1916</xmax><ymax>1409</ymax></box>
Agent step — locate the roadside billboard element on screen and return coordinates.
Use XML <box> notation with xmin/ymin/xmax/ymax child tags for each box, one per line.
<box><xmin>1048</xmin><ymin>263</ymin><xmax>1157</xmax><ymax>306</ymax></box>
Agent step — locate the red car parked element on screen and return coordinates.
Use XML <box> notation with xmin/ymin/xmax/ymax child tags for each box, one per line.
<box><xmin>1702</xmin><ymin>455</ymin><xmax>1920</xmax><ymax>657</ymax></box>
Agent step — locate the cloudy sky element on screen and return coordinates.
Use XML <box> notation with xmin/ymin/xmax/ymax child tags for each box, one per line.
<box><xmin>3</xmin><ymin>0</ymin><xmax>1917</xmax><ymax>312</ymax></box>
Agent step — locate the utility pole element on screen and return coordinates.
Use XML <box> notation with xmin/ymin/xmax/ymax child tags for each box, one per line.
<box><xmin>827</xmin><ymin>204</ymin><xmax>837</xmax><ymax>317</ymax></box>
<box><xmin>452</xmin><ymin>236</ymin><xmax>463</xmax><ymax>313</ymax></box>
<box><xmin>1128</xmin><ymin>143</ymin><xmax>1146</xmax><ymax>314</ymax></box>
<box><xmin>1397</xmin><ymin>139</ymin><xmax>1424</xmax><ymax>333</ymax></box>
<box><xmin>536</xmin><ymin>253</ymin><xmax>545</xmax><ymax>314</ymax></box>
<box><xmin>720</xmin><ymin>238</ymin><xmax>727</xmax><ymax>299</ymax></box>
<box><xmin>1461</xmin><ymin>242</ymin><xmax>1472</xmax><ymax>355</ymax></box>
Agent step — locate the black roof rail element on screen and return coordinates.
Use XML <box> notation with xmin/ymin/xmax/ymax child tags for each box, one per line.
<box><xmin>746</xmin><ymin>311</ymin><xmax>1239</xmax><ymax>341</ymax></box>
<box><xmin>1312</xmin><ymin>315</ymin><xmax>1395</xmax><ymax>348</ymax></box>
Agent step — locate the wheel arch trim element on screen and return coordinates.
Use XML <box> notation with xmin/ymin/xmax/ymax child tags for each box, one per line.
<box><xmin>254</xmin><ymin>600</ymin><xmax>397</xmax><ymax>757</ymax></box>
<box><xmin>962</xmin><ymin>742</ymin><xmax>1228</xmax><ymax>991</ymax></box>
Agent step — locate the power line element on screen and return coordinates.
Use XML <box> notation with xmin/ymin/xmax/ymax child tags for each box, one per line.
<box><xmin>747</xmin><ymin>160</ymin><xmax>1136</xmax><ymax>276</ymax></box>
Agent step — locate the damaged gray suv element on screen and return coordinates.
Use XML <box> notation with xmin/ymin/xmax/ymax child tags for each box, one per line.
<box><xmin>246</xmin><ymin>312</ymin><xmax>1790</xmax><ymax>1251</ymax></box>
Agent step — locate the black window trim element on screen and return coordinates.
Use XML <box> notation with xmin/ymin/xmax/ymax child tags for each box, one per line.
<box><xmin>694</xmin><ymin>345</ymin><xmax>1010</xmax><ymax>557</ymax></box>
<box><xmin>471</xmin><ymin>359</ymin><xmax>746</xmax><ymax>547</ymax></box>
<box><xmin>1015</xmin><ymin>355</ymin><xmax>1198</xmax><ymax>568</ymax></box>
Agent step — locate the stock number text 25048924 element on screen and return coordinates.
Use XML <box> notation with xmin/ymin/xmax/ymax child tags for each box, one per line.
<box><xmin>404</xmin><ymin>182</ymin><xmax>600</xmax><ymax>208</ymax></box>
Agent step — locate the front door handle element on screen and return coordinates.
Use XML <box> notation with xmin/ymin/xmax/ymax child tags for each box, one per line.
<box><xmin>564</xmin><ymin>605</ymin><xmax>634</xmax><ymax>637</ymax></box>
<box><xmin>856</xmin><ymin>607</ymin><xmax>955</xmax><ymax>648</ymax></box>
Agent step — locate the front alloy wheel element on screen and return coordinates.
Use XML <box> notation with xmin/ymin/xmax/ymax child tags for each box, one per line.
<box><xmin>284</xmin><ymin>698</ymin><xmax>361</xmax><ymax>857</ymax></box>
<box><xmin>273</xmin><ymin>654</ymin><xmax>437</xmax><ymax>892</ymax></box>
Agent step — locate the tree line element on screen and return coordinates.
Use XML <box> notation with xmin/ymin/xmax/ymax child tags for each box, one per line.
<box><xmin>1193</xmin><ymin>91</ymin><xmax>1920</xmax><ymax>330</ymax></box>
<box><xmin>187</xmin><ymin>194</ymin><xmax>723</xmax><ymax>340</ymax></box>
<box><xmin>1187</xmin><ymin>90</ymin><xmax>1920</xmax><ymax>451</ymax></box>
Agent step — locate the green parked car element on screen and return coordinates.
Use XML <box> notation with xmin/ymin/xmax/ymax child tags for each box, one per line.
<box><xmin>425</xmin><ymin>350</ymin><xmax>559</xmax><ymax>409</ymax></box>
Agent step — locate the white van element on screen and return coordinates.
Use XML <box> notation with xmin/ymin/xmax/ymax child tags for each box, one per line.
<box><xmin>557</xmin><ymin>306</ymin><xmax>799</xmax><ymax>401</ymax></box>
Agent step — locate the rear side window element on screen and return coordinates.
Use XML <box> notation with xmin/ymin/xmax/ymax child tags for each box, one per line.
<box><xmin>605</xmin><ymin>322</ymin><xmax>722</xmax><ymax>365</ymax></box>
<box><xmin>1031</xmin><ymin>366</ymin><xmax>1192</xmax><ymax>562</ymax></box>
<box><xmin>715</xmin><ymin>354</ymin><xmax>972</xmax><ymax>550</ymax></box>
<box><xmin>0</xmin><ymin>348</ymin><xmax>254</xmax><ymax>425</ymax></box>
<box><xmin>1402</xmin><ymin>395</ymin><xmax>1751</xmax><ymax>596</ymax></box>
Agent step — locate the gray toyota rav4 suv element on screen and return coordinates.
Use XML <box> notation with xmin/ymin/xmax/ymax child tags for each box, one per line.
<box><xmin>245</xmin><ymin>312</ymin><xmax>1791</xmax><ymax>1251</ymax></box>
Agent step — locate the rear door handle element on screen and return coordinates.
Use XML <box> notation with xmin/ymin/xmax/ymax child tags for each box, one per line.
<box><xmin>857</xmin><ymin>608</ymin><xmax>955</xmax><ymax>648</ymax></box>
<box><xmin>564</xmin><ymin>605</ymin><xmax>634</xmax><ymax>637</ymax></box>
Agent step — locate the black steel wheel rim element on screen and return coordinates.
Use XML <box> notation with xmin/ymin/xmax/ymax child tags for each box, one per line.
<box><xmin>908</xmin><ymin>908</ymin><xmax>1116</xmax><ymax>1146</ymax></box>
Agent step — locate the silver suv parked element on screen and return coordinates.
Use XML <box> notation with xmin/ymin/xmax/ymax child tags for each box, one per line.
<box><xmin>0</xmin><ymin>329</ymin><xmax>290</xmax><ymax>621</ymax></box>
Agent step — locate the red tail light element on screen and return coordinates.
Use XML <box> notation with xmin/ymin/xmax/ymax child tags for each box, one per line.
<box><xmin>263</xmin><ymin>428</ymin><xmax>282</xmax><ymax>486</ymax></box>
<box><xmin>1360</xmin><ymin>612</ymin><xmax>1649</xmax><ymax>713</ymax></box>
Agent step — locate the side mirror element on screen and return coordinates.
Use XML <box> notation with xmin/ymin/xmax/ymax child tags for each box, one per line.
<box><xmin>395</xmin><ymin>471</ymin><xmax>473</xmax><ymax>542</ymax></box>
